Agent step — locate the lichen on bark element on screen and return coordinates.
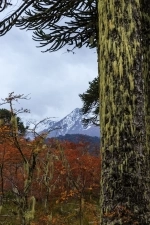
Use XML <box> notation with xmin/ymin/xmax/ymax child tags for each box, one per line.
<box><xmin>98</xmin><ymin>0</ymin><xmax>150</xmax><ymax>224</ymax></box>
<box><xmin>141</xmin><ymin>0</ymin><xmax>150</xmax><ymax>166</ymax></box>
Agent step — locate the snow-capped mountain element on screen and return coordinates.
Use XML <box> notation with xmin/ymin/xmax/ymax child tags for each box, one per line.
<box><xmin>40</xmin><ymin>108</ymin><xmax>100</xmax><ymax>138</ymax></box>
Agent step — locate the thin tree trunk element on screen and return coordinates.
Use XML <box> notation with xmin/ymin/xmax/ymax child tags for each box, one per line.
<box><xmin>98</xmin><ymin>0</ymin><xmax>150</xmax><ymax>224</ymax></box>
<box><xmin>0</xmin><ymin>165</ymin><xmax>4</xmax><ymax>202</ymax></box>
<box><xmin>79</xmin><ymin>194</ymin><xmax>84</xmax><ymax>225</ymax></box>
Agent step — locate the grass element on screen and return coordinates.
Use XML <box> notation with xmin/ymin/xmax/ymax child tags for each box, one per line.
<box><xmin>0</xmin><ymin>197</ymin><xmax>100</xmax><ymax>225</ymax></box>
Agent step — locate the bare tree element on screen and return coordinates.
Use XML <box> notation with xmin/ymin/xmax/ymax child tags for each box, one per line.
<box><xmin>0</xmin><ymin>92</ymin><xmax>49</xmax><ymax>225</ymax></box>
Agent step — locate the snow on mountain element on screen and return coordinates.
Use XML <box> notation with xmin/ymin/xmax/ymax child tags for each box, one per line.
<box><xmin>24</xmin><ymin>108</ymin><xmax>100</xmax><ymax>139</ymax></box>
<box><xmin>40</xmin><ymin>108</ymin><xmax>100</xmax><ymax>138</ymax></box>
<box><xmin>23</xmin><ymin>118</ymin><xmax>56</xmax><ymax>140</ymax></box>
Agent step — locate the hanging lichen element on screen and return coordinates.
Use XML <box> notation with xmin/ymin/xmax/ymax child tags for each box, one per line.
<box><xmin>98</xmin><ymin>0</ymin><xmax>150</xmax><ymax>224</ymax></box>
<box><xmin>10</xmin><ymin>115</ymin><xmax>18</xmax><ymax>134</ymax></box>
<box><xmin>24</xmin><ymin>196</ymin><xmax>36</xmax><ymax>223</ymax></box>
<box><xmin>0</xmin><ymin>119</ymin><xmax>4</xmax><ymax>126</ymax></box>
<box><xmin>0</xmin><ymin>205</ymin><xmax>2</xmax><ymax>214</ymax></box>
<box><xmin>24</xmin><ymin>161</ymin><xmax>30</xmax><ymax>191</ymax></box>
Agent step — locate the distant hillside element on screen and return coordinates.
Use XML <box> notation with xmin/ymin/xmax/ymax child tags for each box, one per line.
<box><xmin>49</xmin><ymin>134</ymin><xmax>100</xmax><ymax>156</ymax></box>
<box><xmin>56</xmin><ymin>134</ymin><xmax>100</xmax><ymax>145</ymax></box>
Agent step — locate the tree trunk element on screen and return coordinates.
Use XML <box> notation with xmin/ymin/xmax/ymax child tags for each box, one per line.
<box><xmin>141</xmin><ymin>0</ymin><xmax>150</xmax><ymax>169</ymax></box>
<box><xmin>0</xmin><ymin>164</ymin><xmax>4</xmax><ymax>203</ymax></box>
<box><xmin>79</xmin><ymin>195</ymin><xmax>84</xmax><ymax>225</ymax></box>
<box><xmin>98</xmin><ymin>0</ymin><xmax>150</xmax><ymax>224</ymax></box>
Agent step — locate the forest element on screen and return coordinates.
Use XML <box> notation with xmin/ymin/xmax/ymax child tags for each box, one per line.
<box><xmin>0</xmin><ymin>133</ymin><xmax>100</xmax><ymax>225</ymax></box>
<box><xmin>0</xmin><ymin>93</ymin><xmax>101</xmax><ymax>225</ymax></box>
<box><xmin>0</xmin><ymin>93</ymin><xmax>141</xmax><ymax>225</ymax></box>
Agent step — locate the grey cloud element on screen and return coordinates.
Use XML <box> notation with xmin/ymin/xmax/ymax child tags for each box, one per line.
<box><xmin>0</xmin><ymin>27</ymin><xmax>97</xmax><ymax>121</ymax></box>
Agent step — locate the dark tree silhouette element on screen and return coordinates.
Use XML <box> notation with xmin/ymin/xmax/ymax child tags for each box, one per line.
<box><xmin>0</xmin><ymin>108</ymin><xmax>28</xmax><ymax>135</ymax></box>
<box><xmin>0</xmin><ymin>0</ymin><xmax>98</xmax><ymax>52</ymax></box>
<box><xmin>0</xmin><ymin>0</ymin><xmax>12</xmax><ymax>12</ymax></box>
<box><xmin>79</xmin><ymin>76</ymin><xmax>99</xmax><ymax>127</ymax></box>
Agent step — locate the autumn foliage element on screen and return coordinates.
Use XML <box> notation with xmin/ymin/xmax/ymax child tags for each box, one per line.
<box><xmin>0</xmin><ymin>93</ymin><xmax>100</xmax><ymax>224</ymax></box>
<box><xmin>0</xmin><ymin>120</ymin><xmax>139</xmax><ymax>224</ymax></box>
<box><xmin>0</xmin><ymin>129</ymin><xmax>101</xmax><ymax>224</ymax></box>
<box><xmin>0</xmin><ymin>91</ymin><xmax>139</xmax><ymax>225</ymax></box>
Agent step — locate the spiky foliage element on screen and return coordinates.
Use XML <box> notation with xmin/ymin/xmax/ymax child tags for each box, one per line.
<box><xmin>79</xmin><ymin>76</ymin><xmax>99</xmax><ymax>127</ymax></box>
<box><xmin>98</xmin><ymin>0</ymin><xmax>150</xmax><ymax>224</ymax></box>
<box><xmin>0</xmin><ymin>0</ymin><xmax>34</xmax><ymax>35</ymax></box>
<box><xmin>0</xmin><ymin>0</ymin><xmax>12</xmax><ymax>12</ymax></box>
<box><xmin>0</xmin><ymin>0</ymin><xmax>98</xmax><ymax>52</ymax></box>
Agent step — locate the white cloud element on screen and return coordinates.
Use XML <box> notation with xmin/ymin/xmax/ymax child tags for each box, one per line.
<box><xmin>0</xmin><ymin>27</ymin><xmax>97</xmax><ymax>122</ymax></box>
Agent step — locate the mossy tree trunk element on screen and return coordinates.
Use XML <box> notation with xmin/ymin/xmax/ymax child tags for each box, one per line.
<box><xmin>142</xmin><ymin>0</ymin><xmax>150</xmax><ymax>167</ymax></box>
<box><xmin>98</xmin><ymin>0</ymin><xmax>150</xmax><ymax>224</ymax></box>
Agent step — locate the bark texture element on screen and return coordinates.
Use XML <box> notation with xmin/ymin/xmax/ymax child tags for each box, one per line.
<box><xmin>141</xmin><ymin>0</ymin><xmax>150</xmax><ymax>169</ymax></box>
<box><xmin>98</xmin><ymin>0</ymin><xmax>150</xmax><ymax>224</ymax></box>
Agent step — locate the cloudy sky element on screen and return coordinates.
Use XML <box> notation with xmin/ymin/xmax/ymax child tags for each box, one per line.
<box><xmin>0</xmin><ymin>10</ymin><xmax>97</xmax><ymax>123</ymax></box>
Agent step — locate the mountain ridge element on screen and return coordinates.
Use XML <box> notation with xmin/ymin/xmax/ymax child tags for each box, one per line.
<box><xmin>43</xmin><ymin>108</ymin><xmax>100</xmax><ymax>138</ymax></box>
<box><xmin>25</xmin><ymin>108</ymin><xmax>100</xmax><ymax>139</ymax></box>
